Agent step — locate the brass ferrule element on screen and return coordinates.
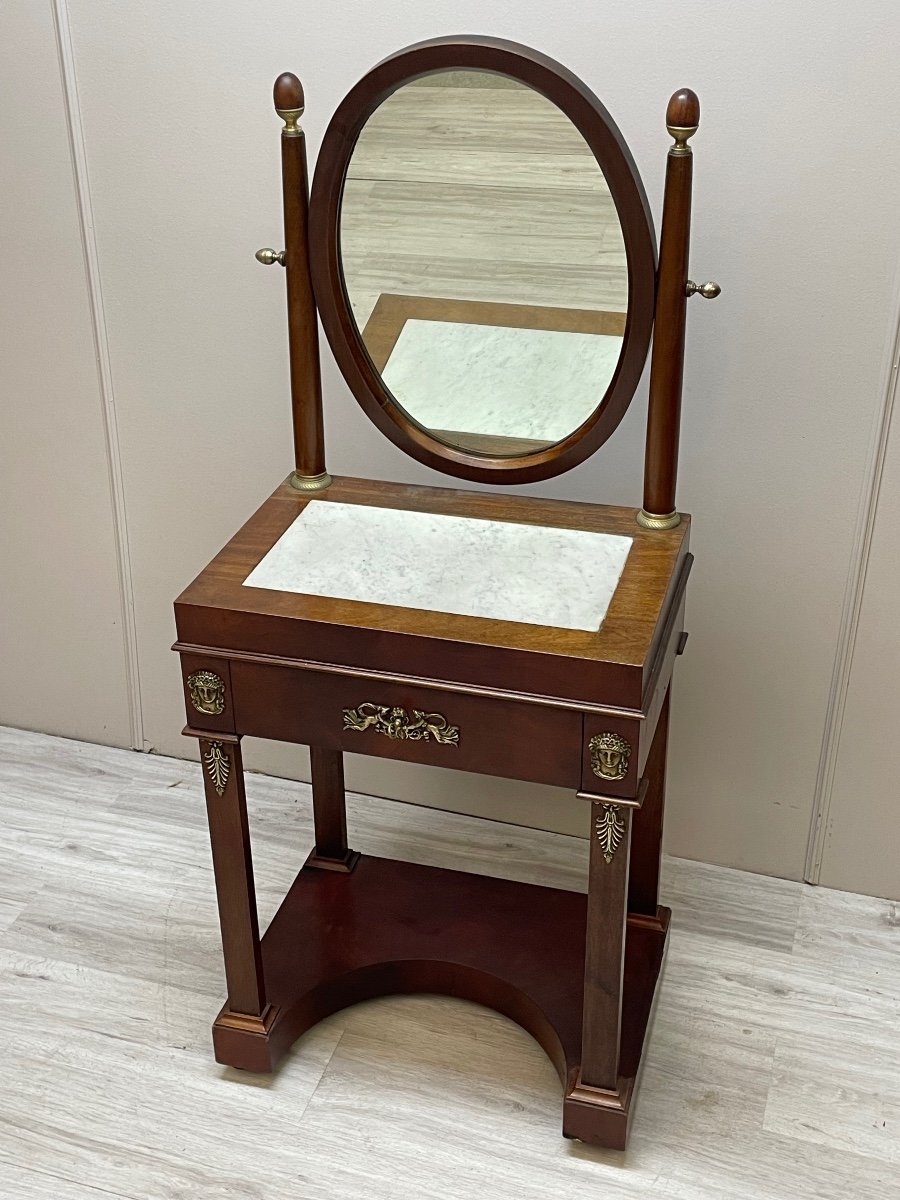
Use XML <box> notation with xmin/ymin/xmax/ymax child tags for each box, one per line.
<box><xmin>290</xmin><ymin>471</ymin><xmax>332</xmax><ymax>492</ymax></box>
<box><xmin>276</xmin><ymin>106</ymin><xmax>304</xmax><ymax>136</ymax></box>
<box><xmin>667</xmin><ymin>124</ymin><xmax>697</xmax><ymax>156</ymax></box>
<box><xmin>636</xmin><ymin>509</ymin><xmax>681</xmax><ymax>530</ymax></box>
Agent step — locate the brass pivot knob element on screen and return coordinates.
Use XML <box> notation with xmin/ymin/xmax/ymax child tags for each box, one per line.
<box><xmin>255</xmin><ymin>248</ymin><xmax>285</xmax><ymax>266</ymax></box>
<box><xmin>686</xmin><ymin>280</ymin><xmax>721</xmax><ymax>299</ymax></box>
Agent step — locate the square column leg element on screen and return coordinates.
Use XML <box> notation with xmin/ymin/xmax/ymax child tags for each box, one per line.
<box><xmin>198</xmin><ymin>735</ymin><xmax>269</xmax><ymax>1022</ymax></box>
<box><xmin>305</xmin><ymin>747</ymin><xmax>359</xmax><ymax>873</ymax></box>
<box><xmin>565</xmin><ymin>694</ymin><xmax>675</xmax><ymax>1147</ymax></box>
<box><xmin>564</xmin><ymin>798</ymin><xmax>638</xmax><ymax>1148</ymax></box>
<box><xmin>580</xmin><ymin>800</ymin><xmax>631</xmax><ymax>1089</ymax></box>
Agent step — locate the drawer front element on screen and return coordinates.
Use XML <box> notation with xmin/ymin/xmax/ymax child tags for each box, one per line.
<box><xmin>230</xmin><ymin>660</ymin><xmax>581</xmax><ymax>789</ymax></box>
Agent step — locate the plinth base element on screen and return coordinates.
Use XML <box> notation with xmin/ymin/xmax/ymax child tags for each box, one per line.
<box><xmin>212</xmin><ymin>855</ymin><xmax>668</xmax><ymax>1149</ymax></box>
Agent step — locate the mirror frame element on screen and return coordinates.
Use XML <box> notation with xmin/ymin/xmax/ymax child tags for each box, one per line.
<box><xmin>308</xmin><ymin>36</ymin><xmax>657</xmax><ymax>485</ymax></box>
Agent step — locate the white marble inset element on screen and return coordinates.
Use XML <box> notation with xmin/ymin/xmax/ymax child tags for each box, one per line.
<box><xmin>379</xmin><ymin>320</ymin><xmax>624</xmax><ymax>443</ymax></box>
<box><xmin>243</xmin><ymin>502</ymin><xmax>632</xmax><ymax>631</ymax></box>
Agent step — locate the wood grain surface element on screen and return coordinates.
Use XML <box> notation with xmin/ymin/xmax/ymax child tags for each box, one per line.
<box><xmin>175</xmin><ymin>475</ymin><xmax>690</xmax><ymax>709</ymax></box>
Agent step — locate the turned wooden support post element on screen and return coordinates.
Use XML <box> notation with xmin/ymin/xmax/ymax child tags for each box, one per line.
<box><xmin>265</xmin><ymin>72</ymin><xmax>330</xmax><ymax>493</ymax></box>
<box><xmin>580</xmin><ymin>801</ymin><xmax>631</xmax><ymax>1089</ymax></box>
<box><xmin>199</xmin><ymin>736</ymin><xmax>267</xmax><ymax>1017</ymax></box>
<box><xmin>639</xmin><ymin>88</ymin><xmax>718</xmax><ymax>530</ymax></box>
<box><xmin>306</xmin><ymin>747</ymin><xmax>360</xmax><ymax>873</ymax></box>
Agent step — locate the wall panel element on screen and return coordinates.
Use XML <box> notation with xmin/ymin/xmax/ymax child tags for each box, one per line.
<box><xmin>0</xmin><ymin>1</ymin><xmax>130</xmax><ymax>745</ymax></box>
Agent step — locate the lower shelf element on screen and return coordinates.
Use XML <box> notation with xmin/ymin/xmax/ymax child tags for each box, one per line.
<box><xmin>212</xmin><ymin>854</ymin><xmax>669</xmax><ymax>1149</ymax></box>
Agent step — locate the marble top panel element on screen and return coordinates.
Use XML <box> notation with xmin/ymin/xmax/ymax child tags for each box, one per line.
<box><xmin>381</xmin><ymin>320</ymin><xmax>624</xmax><ymax>442</ymax></box>
<box><xmin>243</xmin><ymin>501</ymin><xmax>632</xmax><ymax>631</ymax></box>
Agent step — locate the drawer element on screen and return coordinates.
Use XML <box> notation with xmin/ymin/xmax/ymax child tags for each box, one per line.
<box><xmin>229</xmin><ymin>659</ymin><xmax>582</xmax><ymax>789</ymax></box>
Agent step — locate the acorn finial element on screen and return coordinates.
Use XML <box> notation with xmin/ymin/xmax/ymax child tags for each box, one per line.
<box><xmin>273</xmin><ymin>72</ymin><xmax>304</xmax><ymax>134</ymax></box>
<box><xmin>666</xmin><ymin>88</ymin><xmax>700</xmax><ymax>155</ymax></box>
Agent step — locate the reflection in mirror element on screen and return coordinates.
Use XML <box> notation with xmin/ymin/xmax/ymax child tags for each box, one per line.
<box><xmin>339</xmin><ymin>69</ymin><xmax>628</xmax><ymax>457</ymax></box>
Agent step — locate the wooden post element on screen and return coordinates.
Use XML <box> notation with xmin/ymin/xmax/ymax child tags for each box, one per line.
<box><xmin>639</xmin><ymin>89</ymin><xmax>701</xmax><ymax>530</ymax></box>
<box><xmin>580</xmin><ymin>800</ymin><xmax>631</xmax><ymax>1089</ymax></box>
<box><xmin>199</xmin><ymin>736</ymin><xmax>268</xmax><ymax>1017</ymax></box>
<box><xmin>306</xmin><ymin>748</ymin><xmax>360</xmax><ymax>872</ymax></box>
<box><xmin>272</xmin><ymin>72</ymin><xmax>330</xmax><ymax>492</ymax></box>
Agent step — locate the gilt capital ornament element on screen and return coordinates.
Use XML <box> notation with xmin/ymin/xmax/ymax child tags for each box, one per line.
<box><xmin>187</xmin><ymin>670</ymin><xmax>226</xmax><ymax>716</ymax></box>
<box><xmin>589</xmin><ymin>731</ymin><xmax>631</xmax><ymax>781</ymax></box>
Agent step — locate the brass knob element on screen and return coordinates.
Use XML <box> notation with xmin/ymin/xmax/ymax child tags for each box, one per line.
<box><xmin>686</xmin><ymin>280</ymin><xmax>721</xmax><ymax>299</ymax></box>
<box><xmin>255</xmin><ymin>247</ymin><xmax>285</xmax><ymax>266</ymax></box>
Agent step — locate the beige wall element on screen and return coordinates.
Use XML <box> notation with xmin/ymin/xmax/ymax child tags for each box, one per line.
<box><xmin>818</xmin><ymin>376</ymin><xmax>900</xmax><ymax>900</ymax></box>
<box><xmin>3</xmin><ymin>1</ymin><xmax>900</xmax><ymax>889</ymax></box>
<box><xmin>0</xmin><ymin>1</ymin><xmax>132</xmax><ymax>746</ymax></box>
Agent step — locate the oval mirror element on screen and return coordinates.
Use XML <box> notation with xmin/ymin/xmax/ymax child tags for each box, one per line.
<box><xmin>310</xmin><ymin>39</ymin><xmax>656</xmax><ymax>484</ymax></box>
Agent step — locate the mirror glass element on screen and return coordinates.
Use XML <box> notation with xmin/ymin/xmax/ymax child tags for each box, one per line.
<box><xmin>339</xmin><ymin>69</ymin><xmax>628</xmax><ymax>457</ymax></box>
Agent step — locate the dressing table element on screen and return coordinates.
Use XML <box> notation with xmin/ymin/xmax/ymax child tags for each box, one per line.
<box><xmin>174</xmin><ymin>36</ymin><xmax>718</xmax><ymax>1149</ymax></box>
